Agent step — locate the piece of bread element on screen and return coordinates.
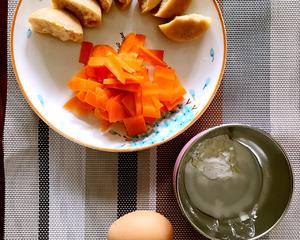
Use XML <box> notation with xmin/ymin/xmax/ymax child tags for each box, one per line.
<box><xmin>114</xmin><ymin>0</ymin><xmax>132</xmax><ymax>10</ymax></box>
<box><xmin>28</xmin><ymin>8</ymin><xmax>83</xmax><ymax>42</ymax></box>
<box><xmin>138</xmin><ymin>0</ymin><xmax>162</xmax><ymax>13</ymax></box>
<box><xmin>159</xmin><ymin>14</ymin><xmax>211</xmax><ymax>42</ymax></box>
<box><xmin>98</xmin><ymin>0</ymin><xmax>113</xmax><ymax>13</ymax></box>
<box><xmin>52</xmin><ymin>0</ymin><xmax>102</xmax><ymax>27</ymax></box>
<box><xmin>154</xmin><ymin>0</ymin><xmax>192</xmax><ymax>18</ymax></box>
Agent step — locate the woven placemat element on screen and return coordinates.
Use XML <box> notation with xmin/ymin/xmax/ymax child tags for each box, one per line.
<box><xmin>3</xmin><ymin>0</ymin><xmax>300</xmax><ymax>239</ymax></box>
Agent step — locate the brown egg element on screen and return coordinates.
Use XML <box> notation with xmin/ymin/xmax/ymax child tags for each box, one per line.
<box><xmin>108</xmin><ymin>211</ymin><xmax>174</xmax><ymax>240</ymax></box>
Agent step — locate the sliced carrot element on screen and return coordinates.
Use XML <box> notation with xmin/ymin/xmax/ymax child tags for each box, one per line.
<box><xmin>117</xmin><ymin>59</ymin><xmax>135</xmax><ymax>73</ymax></box>
<box><xmin>94</xmin><ymin>66</ymin><xmax>111</xmax><ymax>82</ymax></box>
<box><xmin>91</xmin><ymin>45</ymin><xmax>117</xmax><ymax>57</ymax></box>
<box><xmin>171</xmin><ymin>86</ymin><xmax>187</xmax><ymax>103</ymax></box>
<box><xmin>106</xmin><ymin>98</ymin><xmax>127</xmax><ymax>123</ymax></box>
<box><xmin>134</xmin><ymin>67</ymin><xmax>149</xmax><ymax>83</ymax></box>
<box><xmin>113</xmin><ymin>93</ymin><xmax>126</xmax><ymax>103</ymax></box>
<box><xmin>94</xmin><ymin>108</ymin><xmax>109</xmax><ymax>121</ymax></box>
<box><xmin>99</xmin><ymin>118</ymin><xmax>112</xmax><ymax>132</ymax></box>
<box><xmin>79</xmin><ymin>41</ymin><xmax>93</xmax><ymax>65</ymax></box>
<box><xmin>143</xmin><ymin>105</ymin><xmax>160</xmax><ymax>119</ymax></box>
<box><xmin>135</xmin><ymin>88</ymin><xmax>143</xmax><ymax>115</ymax></box>
<box><xmin>149</xmin><ymin>49</ymin><xmax>164</xmax><ymax>61</ymax></box>
<box><xmin>142</xmin><ymin>82</ymin><xmax>160</xmax><ymax>96</ymax></box>
<box><xmin>64</xmin><ymin>96</ymin><xmax>93</xmax><ymax>117</ymax></box>
<box><xmin>154</xmin><ymin>76</ymin><xmax>175</xmax><ymax>89</ymax></box>
<box><xmin>160</xmin><ymin>106</ymin><xmax>168</xmax><ymax>114</ymax></box>
<box><xmin>122</xmin><ymin>93</ymin><xmax>136</xmax><ymax>116</ymax></box>
<box><xmin>68</xmin><ymin>77</ymin><xmax>101</xmax><ymax>92</ymax></box>
<box><xmin>138</xmin><ymin>46</ymin><xmax>167</xmax><ymax>67</ymax></box>
<box><xmin>154</xmin><ymin>66</ymin><xmax>176</xmax><ymax>80</ymax></box>
<box><xmin>65</xmin><ymin>33</ymin><xmax>187</xmax><ymax>137</ymax></box>
<box><xmin>119</xmin><ymin>53</ymin><xmax>143</xmax><ymax>71</ymax></box>
<box><xmin>124</xmin><ymin>72</ymin><xmax>140</xmax><ymax>84</ymax></box>
<box><xmin>142</xmin><ymin>96</ymin><xmax>161</xmax><ymax>119</ymax></box>
<box><xmin>104</xmin><ymin>53</ymin><xmax>126</xmax><ymax>84</ymax></box>
<box><xmin>76</xmin><ymin>68</ymin><xmax>88</xmax><ymax>78</ymax></box>
<box><xmin>84</xmin><ymin>90</ymin><xmax>99</xmax><ymax>108</ymax></box>
<box><xmin>131</xmin><ymin>34</ymin><xmax>146</xmax><ymax>52</ymax></box>
<box><xmin>103</xmin><ymin>78</ymin><xmax>119</xmax><ymax>85</ymax></box>
<box><xmin>76</xmin><ymin>91</ymin><xmax>87</xmax><ymax>102</ymax></box>
<box><xmin>123</xmin><ymin>115</ymin><xmax>147</xmax><ymax>137</ymax></box>
<box><xmin>106</xmin><ymin>83</ymin><xmax>140</xmax><ymax>92</ymax></box>
<box><xmin>84</xmin><ymin>89</ymin><xmax>108</xmax><ymax>110</ymax></box>
<box><xmin>84</xmin><ymin>66</ymin><xmax>97</xmax><ymax>79</ymax></box>
<box><xmin>120</xmin><ymin>33</ymin><xmax>136</xmax><ymax>53</ymax></box>
<box><xmin>162</xmin><ymin>96</ymin><xmax>184</xmax><ymax>111</ymax></box>
<box><xmin>88</xmin><ymin>57</ymin><xmax>106</xmax><ymax>67</ymax></box>
<box><xmin>95</xmin><ymin>87</ymin><xmax>107</xmax><ymax>96</ymax></box>
<box><xmin>120</xmin><ymin>33</ymin><xmax>146</xmax><ymax>53</ymax></box>
<box><xmin>151</xmin><ymin>96</ymin><xmax>164</xmax><ymax>110</ymax></box>
<box><xmin>136</xmin><ymin>34</ymin><xmax>146</xmax><ymax>46</ymax></box>
<box><xmin>94</xmin><ymin>108</ymin><xmax>112</xmax><ymax>131</ymax></box>
<box><xmin>144</xmin><ymin>117</ymin><xmax>156</xmax><ymax>125</ymax></box>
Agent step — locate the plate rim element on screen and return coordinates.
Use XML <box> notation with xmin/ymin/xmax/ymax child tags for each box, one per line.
<box><xmin>10</xmin><ymin>0</ymin><xmax>227</xmax><ymax>152</ymax></box>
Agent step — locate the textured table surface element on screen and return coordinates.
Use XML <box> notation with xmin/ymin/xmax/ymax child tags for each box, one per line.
<box><xmin>2</xmin><ymin>0</ymin><xmax>300</xmax><ymax>239</ymax></box>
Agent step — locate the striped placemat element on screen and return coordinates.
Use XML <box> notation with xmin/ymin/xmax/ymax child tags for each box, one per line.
<box><xmin>2</xmin><ymin>0</ymin><xmax>300</xmax><ymax>239</ymax></box>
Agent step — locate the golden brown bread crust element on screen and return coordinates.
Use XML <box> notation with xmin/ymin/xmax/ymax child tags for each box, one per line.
<box><xmin>98</xmin><ymin>0</ymin><xmax>113</xmax><ymax>13</ymax></box>
<box><xmin>52</xmin><ymin>0</ymin><xmax>102</xmax><ymax>27</ymax></box>
<box><xmin>114</xmin><ymin>0</ymin><xmax>132</xmax><ymax>10</ymax></box>
<box><xmin>28</xmin><ymin>8</ymin><xmax>83</xmax><ymax>42</ymax></box>
<box><xmin>138</xmin><ymin>0</ymin><xmax>162</xmax><ymax>13</ymax></box>
<box><xmin>154</xmin><ymin>0</ymin><xmax>192</xmax><ymax>18</ymax></box>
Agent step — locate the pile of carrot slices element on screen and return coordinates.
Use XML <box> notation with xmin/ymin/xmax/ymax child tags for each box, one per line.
<box><xmin>64</xmin><ymin>33</ymin><xmax>186</xmax><ymax>137</ymax></box>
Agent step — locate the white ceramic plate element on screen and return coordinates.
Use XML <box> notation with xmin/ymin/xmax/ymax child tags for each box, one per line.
<box><xmin>11</xmin><ymin>0</ymin><xmax>226</xmax><ymax>152</ymax></box>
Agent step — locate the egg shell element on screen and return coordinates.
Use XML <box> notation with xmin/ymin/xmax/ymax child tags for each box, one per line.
<box><xmin>107</xmin><ymin>211</ymin><xmax>174</xmax><ymax>240</ymax></box>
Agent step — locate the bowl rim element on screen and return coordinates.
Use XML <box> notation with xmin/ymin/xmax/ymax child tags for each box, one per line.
<box><xmin>10</xmin><ymin>0</ymin><xmax>227</xmax><ymax>152</ymax></box>
<box><xmin>173</xmin><ymin>123</ymin><xmax>294</xmax><ymax>240</ymax></box>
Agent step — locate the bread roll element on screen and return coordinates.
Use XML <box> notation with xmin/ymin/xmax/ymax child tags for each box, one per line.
<box><xmin>52</xmin><ymin>0</ymin><xmax>102</xmax><ymax>27</ymax></box>
<box><xmin>28</xmin><ymin>8</ymin><xmax>83</xmax><ymax>42</ymax></box>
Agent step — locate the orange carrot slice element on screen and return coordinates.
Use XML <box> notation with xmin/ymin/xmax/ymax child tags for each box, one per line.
<box><xmin>91</xmin><ymin>45</ymin><xmax>117</xmax><ymax>57</ymax></box>
<box><xmin>162</xmin><ymin>96</ymin><xmax>184</xmax><ymax>111</ymax></box>
<box><xmin>76</xmin><ymin>68</ymin><xmax>88</xmax><ymax>78</ymax></box>
<box><xmin>104</xmin><ymin>53</ymin><xmax>126</xmax><ymax>84</ymax></box>
<box><xmin>142</xmin><ymin>82</ymin><xmax>160</xmax><ymax>96</ymax></box>
<box><xmin>135</xmin><ymin>89</ymin><xmax>143</xmax><ymax>115</ymax></box>
<box><xmin>106</xmin><ymin>98</ymin><xmax>127</xmax><ymax>123</ymax></box>
<box><xmin>123</xmin><ymin>115</ymin><xmax>147</xmax><ymax>137</ymax></box>
<box><xmin>142</xmin><ymin>96</ymin><xmax>161</xmax><ymax>119</ymax></box>
<box><xmin>84</xmin><ymin>89</ymin><xmax>108</xmax><ymax>110</ymax></box>
<box><xmin>68</xmin><ymin>77</ymin><xmax>101</xmax><ymax>92</ymax></box>
<box><xmin>138</xmin><ymin>46</ymin><xmax>167</xmax><ymax>67</ymax></box>
<box><xmin>144</xmin><ymin>117</ymin><xmax>156</xmax><ymax>125</ymax></box>
<box><xmin>151</xmin><ymin>96</ymin><xmax>164</xmax><ymax>110</ymax></box>
<box><xmin>149</xmin><ymin>49</ymin><xmax>164</xmax><ymax>61</ymax></box>
<box><xmin>79</xmin><ymin>41</ymin><xmax>93</xmax><ymax>65</ymax></box>
<box><xmin>122</xmin><ymin>93</ymin><xmax>136</xmax><ymax>116</ymax></box>
<box><xmin>103</xmin><ymin>78</ymin><xmax>119</xmax><ymax>85</ymax></box>
<box><xmin>106</xmin><ymin>83</ymin><xmax>141</xmax><ymax>92</ymax></box>
<box><xmin>84</xmin><ymin>66</ymin><xmax>97</xmax><ymax>79</ymax></box>
<box><xmin>94</xmin><ymin>66</ymin><xmax>111</xmax><ymax>82</ymax></box>
<box><xmin>131</xmin><ymin>34</ymin><xmax>146</xmax><ymax>52</ymax></box>
<box><xmin>64</xmin><ymin>96</ymin><xmax>94</xmax><ymax>117</ymax></box>
<box><xmin>154</xmin><ymin>66</ymin><xmax>176</xmax><ymax>80</ymax></box>
<box><xmin>76</xmin><ymin>91</ymin><xmax>87</xmax><ymax>102</ymax></box>
<box><xmin>119</xmin><ymin>53</ymin><xmax>143</xmax><ymax>71</ymax></box>
<box><xmin>94</xmin><ymin>108</ymin><xmax>109</xmax><ymax>121</ymax></box>
<box><xmin>88</xmin><ymin>57</ymin><xmax>106</xmax><ymax>67</ymax></box>
<box><xmin>120</xmin><ymin>33</ymin><xmax>137</xmax><ymax>53</ymax></box>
